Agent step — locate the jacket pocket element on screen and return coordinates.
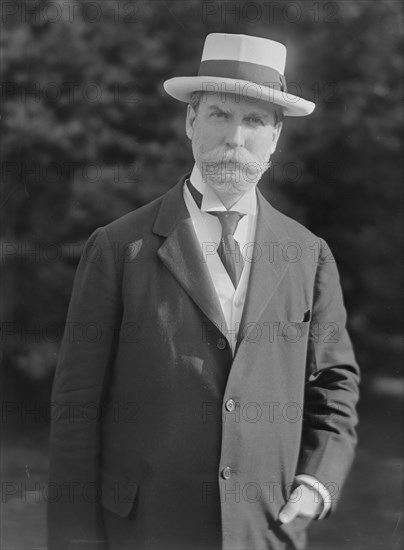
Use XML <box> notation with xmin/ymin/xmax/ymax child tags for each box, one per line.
<box><xmin>286</xmin><ymin>309</ymin><xmax>311</xmax><ymax>324</ymax></box>
<box><xmin>100</xmin><ymin>470</ymin><xmax>139</xmax><ymax>518</ymax></box>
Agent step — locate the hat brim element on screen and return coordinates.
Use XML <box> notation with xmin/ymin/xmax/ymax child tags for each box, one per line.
<box><xmin>163</xmin><ymin>76</ymin><xmax>315</xmax><ymax>117</ymax></box>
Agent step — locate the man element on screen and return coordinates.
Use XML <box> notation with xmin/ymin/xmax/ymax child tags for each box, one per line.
<box><xmin>48</xmin><ymin>34</ymin><xmax>360</xmax><ymax>550</ymax></box>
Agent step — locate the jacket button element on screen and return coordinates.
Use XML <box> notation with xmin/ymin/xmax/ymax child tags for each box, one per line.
<box><xmin>225</xmin><ymin>399</ymin><xmax>235</xmax><ymax>412</ymax></box>
<box><xmin>221</xmin><ymin>466</ymin><xmax>231</xmax><ymax>480</ymax></box>
<box><xmin>216</xmin><ymin>337</ymin><xmax>227</xmax><ymax>350</ymax></box>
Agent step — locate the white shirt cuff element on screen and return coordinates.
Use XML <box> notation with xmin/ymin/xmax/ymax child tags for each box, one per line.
<box><xmin>294</xmin><ymin>474</ymin><xmax>332</xmax><ymax>520</ymax></box>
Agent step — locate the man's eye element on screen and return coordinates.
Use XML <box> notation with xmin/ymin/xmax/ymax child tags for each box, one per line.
<box><xmin>210</xmin><ymin>112</ymin><xmax>227</xmax><ymax>118</ymax></box>
<box><xmin>247</xmin><ymin>117</ymin><xmax>264</xmax><ymax>125</ymax></box>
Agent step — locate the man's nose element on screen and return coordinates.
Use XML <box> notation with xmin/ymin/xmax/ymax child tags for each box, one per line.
<box><xmin>226</xmin><ymin>124</ymin><xmax>245</xmax><ymax>148</ymax></box>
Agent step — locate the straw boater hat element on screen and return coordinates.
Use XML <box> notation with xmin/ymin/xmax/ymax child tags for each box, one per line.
<box><xmin>163</xmin><ymin>33</ymin><xmax>315</xmax><ymax>117</ymax></box>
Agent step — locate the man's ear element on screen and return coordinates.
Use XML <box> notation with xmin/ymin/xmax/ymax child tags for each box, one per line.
<box><xmin>270</xmin><ymin>122</ymin><xmax>283</xmax><ymax>154</ymax></box>
<box><xmin>185</xmin><ymin>104</ymin><xmax>197</xmax><ymax>140</ymax></box>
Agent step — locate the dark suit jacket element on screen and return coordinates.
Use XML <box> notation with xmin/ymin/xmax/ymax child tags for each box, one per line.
<box><xmin>48</xmin><ymin>174</ymin><xmax>360</xmax><ymax>550</ymax></box>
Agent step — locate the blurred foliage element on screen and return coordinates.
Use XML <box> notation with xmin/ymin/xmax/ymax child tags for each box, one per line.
<box><xmin>1</xmin><ymin>0</ymin><xmax>403</xmax><ymax>397</ymax></box>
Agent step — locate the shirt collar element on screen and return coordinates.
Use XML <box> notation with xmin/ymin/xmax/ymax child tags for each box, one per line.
<box><xmin>189</xmin><ymin>164</ymin><xmax>257</xmax><ymax>216</ymax></box>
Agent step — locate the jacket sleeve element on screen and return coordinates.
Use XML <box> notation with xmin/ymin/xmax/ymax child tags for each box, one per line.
<box><xmin>295</xmin><ymin>238</ymin><xmax>360</xmax><ymax>515</ymax></box>
<box><xmin>47</xmin><ymin>227</ymin><xmax>122</xmax><ymax>549</ymax></box>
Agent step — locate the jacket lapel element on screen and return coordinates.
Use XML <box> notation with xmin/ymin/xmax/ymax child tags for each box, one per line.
<box><xmin>153</xmin><ymin>176</ymin><xmax>291</xmax><ymax>352</ymax></box>
<box><xmin>154</xmin><ymin>175</ymin><xmax>228</xmax><ymax>336</ymax></box>
<box><xmin>235</xmin><ymin>189</ymin><xmax>290</xmax><ymax>354</ymax></box>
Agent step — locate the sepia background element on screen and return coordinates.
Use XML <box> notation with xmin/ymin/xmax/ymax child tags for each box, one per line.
<box><xmin>1</xmin><ymin>1</ymin><xmax>403</xmax><ymax>548</ymax></box>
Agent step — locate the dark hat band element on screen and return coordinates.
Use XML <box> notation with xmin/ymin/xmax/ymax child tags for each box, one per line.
<box><xmin>197</xmin><ymin>59</ymin><xmax>287</xmax><ymax>92</ymax></box>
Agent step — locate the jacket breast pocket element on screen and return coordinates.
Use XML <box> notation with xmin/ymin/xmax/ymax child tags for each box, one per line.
<box><xmin>100</xmin><ymin>470</ymin><xmax>139</xmax><ymax>518</ymax></box>
<box><xmin>280</xmin><ymin>310</ymin><xmax>311</xmax><ymax>342</ymax></box>
<box><xmin>287</xmin><ymin>309</ymin><xmax>311</xmax><ymax>324</ymax></box>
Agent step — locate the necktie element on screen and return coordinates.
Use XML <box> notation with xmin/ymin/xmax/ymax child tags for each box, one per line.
<box><xmin>186</xmin><ymin>180</ymin><xmax>245</xmax><ymax>288</ymax></box>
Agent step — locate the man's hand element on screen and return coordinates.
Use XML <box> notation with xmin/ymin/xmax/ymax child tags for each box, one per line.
<box><xmin>278</xmin><ymin>483</ymin><xmax>322</xmax><ymax>524</ymax></box>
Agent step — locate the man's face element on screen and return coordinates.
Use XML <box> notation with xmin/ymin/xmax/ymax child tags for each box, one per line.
<box><xmin>186</xmin><ymin>92</ymin><xmax>282</xmax><ymax>198</ymax></box>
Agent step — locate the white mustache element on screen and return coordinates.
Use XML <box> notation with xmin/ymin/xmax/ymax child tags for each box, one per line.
<box><xmin>199</xmin><ymin>147</ymin><xmax>255</xmax><ymax>166</ymax></box>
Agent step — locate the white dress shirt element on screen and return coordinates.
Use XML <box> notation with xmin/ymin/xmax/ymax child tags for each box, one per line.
<box><xmin>183</xmin><ymin>163</ymin><xmax>258</xmax><ymax>355</ymax></box>
<box><xmin>183</xmin><ymin>163</ymin><xmax>331</xmax><ymax>519</ymax></box>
